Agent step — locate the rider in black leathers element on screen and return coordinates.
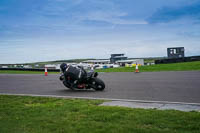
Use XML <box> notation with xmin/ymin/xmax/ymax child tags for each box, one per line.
<box><xmin>60</xmin><ymin>63</ymin><xmax>87</xmax><ymax>89</ymax></box>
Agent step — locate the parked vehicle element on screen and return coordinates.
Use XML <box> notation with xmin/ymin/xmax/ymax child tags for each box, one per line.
<box><xmin>59</xmin><ymin>63</ymin><xmax>105</xmax><ymax>91</ymax></box>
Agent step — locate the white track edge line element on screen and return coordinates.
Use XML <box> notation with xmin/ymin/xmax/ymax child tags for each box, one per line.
<box><xmin>1</xmin><ymin>93</ymin><xmax>200</xmax><ymax>106</ymax></box>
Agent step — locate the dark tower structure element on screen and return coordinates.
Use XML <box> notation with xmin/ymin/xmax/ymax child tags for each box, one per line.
<box><xmin>167</xmin><ymin>47</ymin><xmax>185</xmax><ymax>58</ymax></box>
<box><xmin>110</xmin><ymin>54</ymin><xmax>127</xmax><ymax>64</ymax></box>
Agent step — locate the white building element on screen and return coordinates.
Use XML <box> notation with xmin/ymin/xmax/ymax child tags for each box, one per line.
<box><xmin>2</xmin><ymin>66</ymin><xmax>8</xmax><ymax>68</ymax></box>
<box><xmin>116</xmin><ymin>59</ymin><xmax>144</xmax><ymax>66</ymax></box>
<box><xmin>23</xmin><ymin>65</ymin><xmax>32</xmax><ymax>68</ymax></box>
<box><xmin>45</xmin><ymin>64</ymin><xmax>60</xmax><ymax>69</ymax></box>
<box><xmin>82</xmin><ymin>60</ymin><xmax>110</xmax><ymax>64</ymax></box>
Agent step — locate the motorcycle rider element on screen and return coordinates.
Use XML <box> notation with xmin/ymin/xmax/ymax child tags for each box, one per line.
<box><xmin>59</xmin><ymin>63</ymin><xmax>76</xmax><ymax>89</ymax></box>
<box><xmin>59</xmin><ymin>63</ymin><xmax>68</xmax><ymax>81</ymax></box>
<box><xmin>59</xmin><ymin>63</ymin><xmax>86</xmax><ymax>89</ymax></box>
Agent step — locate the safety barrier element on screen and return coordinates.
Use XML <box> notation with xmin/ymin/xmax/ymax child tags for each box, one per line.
<box><xmin>155</xmin><ymin>56</ymin><xmax>200</xmax><ymax>64</ymax></box>
<box><xmin>0</xmin><ymin>68</ymin><xmax>60</xmax><ymax>72</ymax></box>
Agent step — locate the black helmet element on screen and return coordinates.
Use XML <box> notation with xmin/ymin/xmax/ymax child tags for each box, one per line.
<box><xmin>60</xmin><ymin>63</ymin><xmax>68</xmax><ymax>72</ymax></box>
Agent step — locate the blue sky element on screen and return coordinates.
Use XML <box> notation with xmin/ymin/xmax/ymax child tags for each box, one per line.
<box><xmin>0</xmin><ymin>0</ymin><xmax>200</xmax><ymax>63</ymax></box>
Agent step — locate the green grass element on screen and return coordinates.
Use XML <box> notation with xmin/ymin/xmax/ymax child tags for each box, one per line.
<box><xmin>0</xmin><ymin>95</ymin><xmax>200</xmax><ymax>133</ymax></box>
<box><xmin>96</xmin><ymin>61</ymin><xmax>200</xmax><ymax>72</ymax></box>
<box><xmin>1</xmin><ymin>61</ymin><xmax>200</xmax><ymax>74</ymax></box>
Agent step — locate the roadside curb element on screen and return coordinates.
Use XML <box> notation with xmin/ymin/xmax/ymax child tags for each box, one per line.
<box><xmin>100</xmin><ymin>101</ymin><xmax>200</xmax><ymax>112</ymax></box>
<box><xmin>1</xmin><ymin>93</ymin><xmax>200</xmax><ymax>112</ymax></box>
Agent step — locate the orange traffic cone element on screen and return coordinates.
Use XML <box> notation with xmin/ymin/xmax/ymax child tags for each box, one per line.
<box><xmin>135</xmin><ymin>64</ymin><xmax>139</xmax><ymax>73</ymax></box>
<box><xmin>45</xmin><ymin>67</ymin><xmax>48</xmax><ymax>76</ymax></box>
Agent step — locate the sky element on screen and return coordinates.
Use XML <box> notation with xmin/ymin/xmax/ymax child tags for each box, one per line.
<box><xmin>0</xmin><ymin>0</ymin><xmax>200</xmax><ymax>64</ymax></box>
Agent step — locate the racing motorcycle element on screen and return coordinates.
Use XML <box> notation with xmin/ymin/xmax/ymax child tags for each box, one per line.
<box><xmin>59</xmin><ymin>63</ymin><xmax>105</xmax><ymax>91</ymax></box>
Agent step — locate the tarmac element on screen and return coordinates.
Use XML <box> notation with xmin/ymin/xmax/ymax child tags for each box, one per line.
<box><xmin>0</xmin><ymin>71</ymin><xmax>200</xmax><ymax>111</ymax></box>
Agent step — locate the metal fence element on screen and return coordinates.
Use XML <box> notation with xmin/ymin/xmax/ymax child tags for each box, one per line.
<box><xmin>155</xmin><ymin>56</ymin><xmax>200</xmax><ymax>64</ymax></box>
<box><xmin>0</xmin><ymin>68</ymin><xmax>60</xmax><ymax>72</ymax></box>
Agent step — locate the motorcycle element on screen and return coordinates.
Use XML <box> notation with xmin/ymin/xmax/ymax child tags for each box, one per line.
<box><xmin>59</xmin><ymin>65</ymin><xmax>105</xmax><ymax>91</ymax></box>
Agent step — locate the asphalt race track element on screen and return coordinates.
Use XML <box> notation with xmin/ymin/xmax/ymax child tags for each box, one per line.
<box><xmin>0</xmin><ymin>71</ymin><xmax>200</xmax><ymax>104</ymax></box>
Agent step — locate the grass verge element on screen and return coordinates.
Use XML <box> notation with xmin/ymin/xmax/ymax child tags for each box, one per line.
<box><xmin>96</xmin><ymin>61</ymin><xmax>200</xmax><ymax>72</ymax></box>
<box><xmin>0</xmin><ymin>95</ymin><xmax>200</xmax><ymax>133</ymax></box>
<box><xmin>0</xmin><ymin>61</ymin><xmax>200</xmax><ymax>74</ymax></box>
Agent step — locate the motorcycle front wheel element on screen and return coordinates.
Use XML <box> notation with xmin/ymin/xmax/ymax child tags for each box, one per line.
<box><xmin>91</xmin><ymin>78</ymin><xmax>105</xmax><ymax>91</ymax></box>
<box><xmin>63</xmin><ymin>81</ymin><xmax>71</xmax><ymax>89</ymax></box>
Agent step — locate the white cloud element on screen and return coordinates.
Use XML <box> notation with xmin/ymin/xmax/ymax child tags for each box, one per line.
<box><xmin>81</xmin><ymin>11</ymin><xmax>148</xmax><ymax>25</ymax></box>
